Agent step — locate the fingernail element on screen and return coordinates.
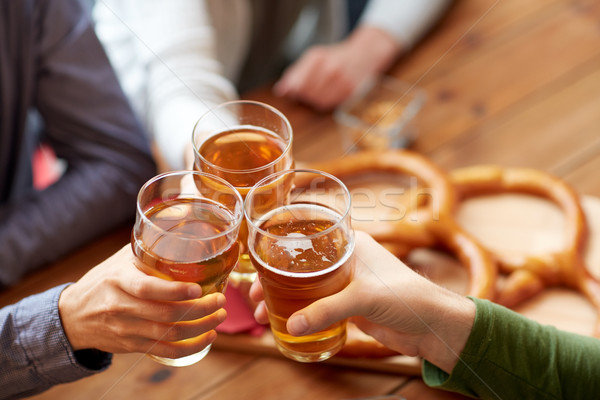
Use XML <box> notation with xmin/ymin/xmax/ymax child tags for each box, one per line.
<box><xmin>188</xmin><ymin>285</ymin><xmax>202</xmax><ymax>298</ymax></box>
<box><xmin>288</xmin><ymin>314</ymin><xmax>309</xmax><ymax>336</ymax></box>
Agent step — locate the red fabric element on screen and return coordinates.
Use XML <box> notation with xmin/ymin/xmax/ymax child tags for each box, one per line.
<box><xmin>217</xmin><ymin>282</ymin><xmax>266</xmax><ymax>337</ymax></box>
<box><xmin>32</xmin><ymin>145</ymin><xmax>61</xmax><ymax>190</ymax></box>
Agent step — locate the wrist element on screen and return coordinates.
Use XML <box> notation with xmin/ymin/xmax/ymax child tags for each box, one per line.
<box><xmin>346</xmin><ymin>25</ymin><xmax>404</xmax><ymax>74</ymax></box>
<box><xmin>58</xmin><ymin>284</ymin><xmax>85</xmax><ymax>351</ymax></box>
<box><xmin>418</xmin><ymin>291</ymin><xmax>476</xmax><ymax>373</ymax></box>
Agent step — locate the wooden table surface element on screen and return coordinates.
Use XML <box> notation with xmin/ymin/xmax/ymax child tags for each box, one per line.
<box><xmin>2</xmin><ymin>1</ymin><xmax>600</xmax><ymax>399</ymax></box>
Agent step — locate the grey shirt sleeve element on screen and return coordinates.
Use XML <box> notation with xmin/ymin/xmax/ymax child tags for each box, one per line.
<box><xmin>0</xmin><ymin>284</ymin><xmax>112</xmax><ymax>399</ymax></box>
<box><xmin>0</xmin><ymin>0</ymin><xmax>156</xmax><ymax>285</ymax></box>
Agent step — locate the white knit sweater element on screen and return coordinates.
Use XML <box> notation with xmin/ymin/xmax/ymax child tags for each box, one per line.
<box><xmin>93</xmin><ymin>0</ymin><xmax>451</xmax><ymax>169</ymax></box>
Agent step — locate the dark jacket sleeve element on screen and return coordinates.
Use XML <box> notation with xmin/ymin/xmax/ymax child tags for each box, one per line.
<box><xmin>0</xmin><ymin>0</ymin><xmax>156</xmax><ymax>285</ymax></box>
<box><xmin>422</xmin><ymin>297</ymin><xmax>600</xmax><ymax>400</ymax></box>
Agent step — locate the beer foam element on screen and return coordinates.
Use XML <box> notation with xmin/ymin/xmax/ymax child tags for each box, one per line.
<box><xmin>279</xmin><ymin>232</ymin><xmax>313</xmax><ymax>259</ymax></box>
<box><xmin>250</xmin><ymin>239</ymin><xmax>354</xmax><ymax>278</ymax></box>
<box><xmin>249</xmin><ymin>204</ymin><xmax>354</xmax><ymax>278</ymax></box>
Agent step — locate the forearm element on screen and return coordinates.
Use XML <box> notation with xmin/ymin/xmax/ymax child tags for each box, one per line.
<box><xmin>151</xmin><ymin>91</ymin><xmax>236</xmax><ymax>171</ymax></box>
<box><xmin>0</xmin><ymin>285</ymin><xmax>111</xmax><ymax>399</ymax></box>
<box><xmin>144</xmin><ymin>23</ymin><xmax>239</xmax><ymax>170</ymax></box>
<box><xmin>423</xmin><ymin>298</ymin><xmax>600</xmax><ymax>399</ymax></box>
<box><xmin>0</xmin><ymin>161</ymin><xmax>148</xmax><ymax>285</ymax></box>
<box><xmin>146</xmin><ymin>28</ymin><xmax>239</xmax><ymax>170</ymax></box>
<box><xmin>0</xmin><ymin>0</ymin><xmax>157</xmax><ymax>285</ymax></box>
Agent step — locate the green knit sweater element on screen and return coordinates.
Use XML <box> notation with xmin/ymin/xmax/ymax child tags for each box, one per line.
<box><xmin>422</xmin><ymin>297</ymin><xmax>599</xmax><ymax>399</ymax></box>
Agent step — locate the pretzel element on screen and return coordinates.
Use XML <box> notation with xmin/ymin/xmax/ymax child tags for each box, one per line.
<box><xmin>424</xmin><ymin>219</ymin><xmax>498</xmax><ymax>300</ymax></box>
<box><xmin>304</xmin><ymin>151</ymin><xmax>498</xmax><ymax>358</ymax></box>
<box><xmin>291</xmin><ymin>155</ymin><xmax>599</xmax><ymax>358</ymax></box>
<box><xmin>451</xmin><ymin>165</ymin><xmax>600</xmax><ymax>335</ymax></box>
<box><xmin>307</xmin><ymin>150</ymin><xmax>455</xmax><ymax>248</ymax></box>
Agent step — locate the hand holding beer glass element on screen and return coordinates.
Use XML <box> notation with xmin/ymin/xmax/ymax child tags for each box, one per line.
<box><xmin>192</xmin><ymin>100</ymin><xmax>294</xmax><ymax>283</ymax></box>
<box><xmin>245</xmin><ymin>169</ymin><xmax>355</xmax><ymax>362</ymax></box>
<box><xmin>131</xmin><ymin>171</ymin><xmax>243</xmax><ymax>366</ymax></box>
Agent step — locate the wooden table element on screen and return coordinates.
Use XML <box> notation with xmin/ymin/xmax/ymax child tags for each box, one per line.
<box><xmin>2</xmin><ymin>1</ymin><xmax>600</xmax><ymax>399</ymax></box>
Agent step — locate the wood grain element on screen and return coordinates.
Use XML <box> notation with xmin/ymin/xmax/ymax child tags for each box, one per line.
<box><xmin>4</xmin><ymin>1</ymin><xmax>600</xmax><ymax>399</ymax></box>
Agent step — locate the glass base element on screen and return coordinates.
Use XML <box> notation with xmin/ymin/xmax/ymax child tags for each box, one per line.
<box><xmin>274</xmin><ymin>341</ymin><xmax>344</xmax><ymax>363</ymax></box>
<box><xmin>148</xmin><ymin>344</ymin><xmax>212</xmax><ymax>367</ymax></box>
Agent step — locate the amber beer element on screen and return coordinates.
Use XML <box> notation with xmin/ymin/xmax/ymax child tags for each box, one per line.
<box><xmin>193</xmin><ymin>101</ymin><xmax>294</xmax><ymax>282</ymax></box>
<box><xmin>132</xmin><ymin>171</ymin><xmax>243</xmax><ymax>367</ymax></box>
<box><xmin>132</xmin><ymin>198</ymin><xmax>240</xmax><ymax>294</ymax></box>
<box><xmin>250</xmin><ymin>204</ymin><xmax>354</xmax><ymax>362</ymax></box>
<box><xmin>197</xmin><ymin>127</ymin><xmax>290</xmax><ymax>192</ymax></box>
<box><xmin>245</xmin><ymin>170</ymin><xmax>354</xmax><ymax>362</ymax></box>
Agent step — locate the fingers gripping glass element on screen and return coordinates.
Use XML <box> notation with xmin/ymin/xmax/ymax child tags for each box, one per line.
<box><xmin>245</xmin><ymin>169</ymin><xmax>355</xmax><ymax>362</ymax></box>
<box><xmin>131</xmin><ymin>170</ymin><xmax>243</xmax><ymax>367</ymax></box>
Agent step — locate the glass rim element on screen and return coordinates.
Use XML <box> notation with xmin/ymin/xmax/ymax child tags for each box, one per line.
<box><xmin>135</xmin><ymin>170</ymin><xmax>244</xmax><ymax>241</ymax></box>
<box><xmin>191</xmin><ymin>100</ymin><xmax>294</xmax><ymax>175</ymax></box>
<box><xmin>244</xmin><ymin>168</ymin><xmax>352</xmax><ymax>241</ymax></box>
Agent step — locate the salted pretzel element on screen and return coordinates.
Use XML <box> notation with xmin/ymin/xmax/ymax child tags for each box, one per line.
<box><xmin>451</xmin><ymin>165</ymin><xmax>600</xmax><ymax>335</ymax></box>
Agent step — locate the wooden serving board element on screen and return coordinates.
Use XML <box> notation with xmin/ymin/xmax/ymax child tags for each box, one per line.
<box><xmin>213</xmin><ymin>184</ymin><xmax>600</xmax><ymax>375</ymax></box>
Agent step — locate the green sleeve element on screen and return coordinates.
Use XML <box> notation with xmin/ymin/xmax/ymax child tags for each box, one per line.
<box><xmin>422</xmin><ymin>297</ymin><xmax>600</xmax><ymax>400</ymax></box>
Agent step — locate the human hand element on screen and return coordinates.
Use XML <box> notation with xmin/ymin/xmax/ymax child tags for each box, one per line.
<box><xmin>58</xmin><ymin>245</ymin><xmax>226</xmax><ymax>359</ymax></box>
<box><xmin>251</xmin><ymin>231</ymin><xmax>475</xmax><ymax>373</ymax></box>
<box><xmin>273</xmin><ymin>26</ymin><xmax>402</xmax><ymax>111</ymax></box>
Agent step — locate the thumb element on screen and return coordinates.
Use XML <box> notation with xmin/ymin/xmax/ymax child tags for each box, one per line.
<box><xmin>287</xmin><ymin>285</ymin><xmax>364</xmax><ymax>336</ymax></box>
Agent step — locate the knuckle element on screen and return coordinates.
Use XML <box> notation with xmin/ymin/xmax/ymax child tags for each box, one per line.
<box><xmin>110</xmin><ymin>323</ymin><xmax>131</xmax><ymax>341</ymax></box>
<box><xmin>123</xmin><ymin>339</ymin><xmax>140</xmax><ymax>354</ymax></box>
<box><xmin>155</xmin><ymin>303</ymin><xmax>179</xmax><ymax>322</ymax></box>
<box><xmin>128</xmin><ymin>277</ymin><xmax>149</xmax><ymax>298</ymax></box>
<box><xmin>103</xmin><ymin>297</ymin><xmax>128</xmax><ymax>318</ymax></box>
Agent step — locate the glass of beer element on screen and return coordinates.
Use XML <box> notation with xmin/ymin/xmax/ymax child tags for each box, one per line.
<box><xmin>245</xmin><ymin>169</ymin><xmax>354</xmax><ymax>362</ymax></box>
<box><xmin>131</xmin><ymin>170</ymin><xmax>243</xmax><ymax>367</ymax></box>
<box><xmin>192</xmin><ymin>100</ymin><xmax>294</xmax><ymax>283</ymax></box>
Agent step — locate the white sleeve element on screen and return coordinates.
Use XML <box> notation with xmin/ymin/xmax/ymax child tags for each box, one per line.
<box><xmin>94</xmin><ymin>0</ymin><xmax>247</xmax><ymax>170</ymax></box>
<box><xmin>358</xmin><ymin>0</ymin><xmax>453</xmax><ymax>49</ymax></box>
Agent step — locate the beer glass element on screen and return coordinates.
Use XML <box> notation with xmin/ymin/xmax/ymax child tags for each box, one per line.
<box><xmin>245</xmin><ymin>169</ymin><xmax>355</xmax><ymax>362</ymax></box>
<box><xmin>192</xmin><ymin>100</ymin><xmax>294</xmax><ymax>283</ymax></box>
<box><xmin>131</xmin><ymin>170</ymin><xmax>243</xmax><ymax>367</ymax></box>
